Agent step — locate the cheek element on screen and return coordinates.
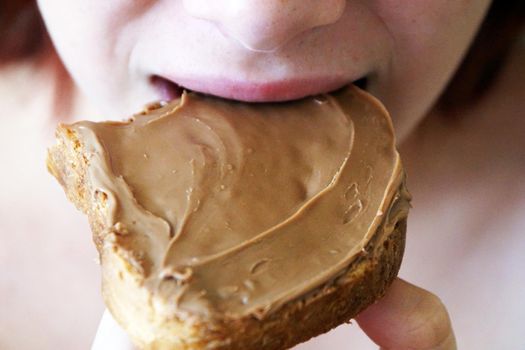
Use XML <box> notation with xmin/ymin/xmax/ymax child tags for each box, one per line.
<box><xmin>37</xmin><ymin>0</ymin><xmax>156</xmax><ymax>116</ymax></box>
<box><xmin>370</xmin><ymin>0</ymin><xmax>491</xmax><ymax>140</ymax></box>
<box><xmin>378</xmin><ymin>0</ymin><xmax>476</xmax><ymax>85</ymax></box>
<box><xmin>378</xmin><ymin>0</ymin><xmax>474</xmax><ymax>53</ymax></box>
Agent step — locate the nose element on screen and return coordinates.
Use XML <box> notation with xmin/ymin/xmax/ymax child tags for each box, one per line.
<box><xmin>182</xmin><ymin>0</ymin><xmax>346</xmax><ymax>52</ymax></box>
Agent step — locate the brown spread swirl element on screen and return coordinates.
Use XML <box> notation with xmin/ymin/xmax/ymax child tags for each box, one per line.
<box><xmin>71</xmin><ymin>86</ymin><xmax>410</xmax><ymax>320</ymax></box>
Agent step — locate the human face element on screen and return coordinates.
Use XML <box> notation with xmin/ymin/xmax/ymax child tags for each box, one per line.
<box><xmin>38</xmin><ymin>0</ymin><xmax>490</xmax><ymax>140</ymax></box>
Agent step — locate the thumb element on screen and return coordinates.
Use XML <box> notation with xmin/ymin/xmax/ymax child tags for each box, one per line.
<box><xmin>356</xmin><ymin>278</ymin><xmax>456</xmax><ymax>350</ymax></box>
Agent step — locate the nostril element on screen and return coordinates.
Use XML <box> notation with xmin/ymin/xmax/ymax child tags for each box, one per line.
<box><xmin>150</xmin><ymin>76</ymin><xmax>184</xmax><ymax>101</ymax></box>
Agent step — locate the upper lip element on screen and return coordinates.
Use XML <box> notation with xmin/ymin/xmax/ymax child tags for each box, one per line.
<box><xmin>152</xmin><ymin>75</ymin><xmax>359</xmax><ymax>103</ymax></box>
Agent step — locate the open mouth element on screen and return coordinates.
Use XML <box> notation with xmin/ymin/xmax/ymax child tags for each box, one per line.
<box><xmin>150</xmin><ymin>75</ymin><xmax>369</xmax><ymax>103</ymax></box>
<box><xmin>151</xmin><ymin>76</ymin><xmax>184</xmax><ymax>102</ymax></box>
<box><xmin>353</xmin><ymin>77</ymin><xmax>368</xmax><ymax>90</ymax></box>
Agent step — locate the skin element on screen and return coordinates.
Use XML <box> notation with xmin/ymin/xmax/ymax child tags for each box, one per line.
<box><xmin>37</xmin><ymin>0</ymin><xmax>491</xmax><ymax>140</ymax></box>
<box><xmin>36</xmin><ymin>0</ymin><xmax>493</xmax><ymax>349</ymax></box>
<box><xmin>6</xmin><ymin>0</ymin><xmax>524</xmax><ymax>349</ymax></box>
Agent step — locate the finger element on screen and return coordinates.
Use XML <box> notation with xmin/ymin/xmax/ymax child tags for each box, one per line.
<box><xmin>91</xmin><ymin>309</ymin><xmax>137</xmax><ymax>350</ymax></box>
<box><xmin>356</xmin><ymin>278</ymin><xmax>456</xmax><ymax>350</ymax></box>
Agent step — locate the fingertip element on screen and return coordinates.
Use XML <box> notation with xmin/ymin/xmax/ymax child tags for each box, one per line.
<box><xmin>356</xmin><ymin>278</ymin><xmax>456</xmax><ymax>350</ymax></box>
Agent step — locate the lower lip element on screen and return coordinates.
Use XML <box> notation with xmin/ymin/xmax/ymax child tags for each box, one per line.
<box><xmin>151</xmin><ymin>75</ymin><xmax>364</xmax><ymax>103</ymax></box>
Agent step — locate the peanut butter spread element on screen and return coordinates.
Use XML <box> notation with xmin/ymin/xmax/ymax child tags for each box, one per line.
<box><xmin>69</xmin><ymin>86</ymin><xmax>410</xmax><ymax>321</ymax></box>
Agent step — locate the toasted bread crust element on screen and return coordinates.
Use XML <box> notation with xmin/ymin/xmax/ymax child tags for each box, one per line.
<box><xmin>48</xmin><ymin>125</ymin><xmax>406</xmax><ymax>350</ymax></box>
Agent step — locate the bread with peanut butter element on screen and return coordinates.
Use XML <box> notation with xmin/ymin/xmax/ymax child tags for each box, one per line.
<box><xmin>47</xmin><ymin>85</ymin><xmax>411</xmax><ymax>350</ymax></box>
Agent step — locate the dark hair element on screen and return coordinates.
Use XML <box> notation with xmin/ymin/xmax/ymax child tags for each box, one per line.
<box><xmin>0</xmin><ymin>0</ymin><xmax>46</xmax><ymax>62</ymax></box>
<box><xmin>438</xmin><ymin>0</ymin><xmax>525</xmax><ymax>111</ymax></box>
<box><xmin>1</xmin><ymin>0</ymin><xmax>524</xmax><ymax>109</ymax></box>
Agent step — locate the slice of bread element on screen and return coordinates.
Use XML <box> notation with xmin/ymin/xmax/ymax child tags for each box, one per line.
<box><xmin>47</xmin><ymin>86</ymin><xmax>410</xmax><ymax>349</ymax></box>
